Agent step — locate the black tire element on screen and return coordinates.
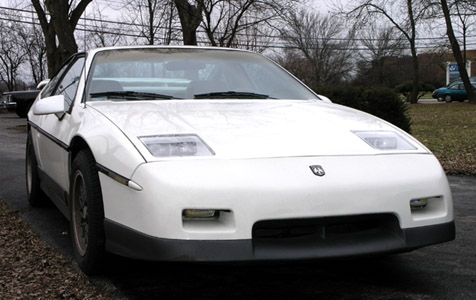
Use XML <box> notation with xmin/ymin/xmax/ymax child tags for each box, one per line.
<box><xmin>15</xmin><ymin>101</ymin><xmax>28</xmax><ymax>118</ymax></box>
<box><xmin>26</xmin><ymin>132</ymin><xmax>46</xmax><ymax>206</ymax></box>
<box><xmin>24</xmin><ymin>101</ymin><xmax>33</xmax><ymax>116</ymax></box>
<box><xmin>444</xmin><ymin>94</ymin><xmax>452</xmax><ymax>103</ymax></box>
<box><xmin>70</xmin><ymin>150</ymin><xmax>106</xmax><ymax>275</ymax></box>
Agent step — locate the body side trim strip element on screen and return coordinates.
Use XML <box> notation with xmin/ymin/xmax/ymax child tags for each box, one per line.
<box><xmin>96</xmin><ymin>163</ymin><xmax>142</xmax><ymax>191</ymax></box>
<box><xmin>28</xmin><ymin>121</ymin><xmax>69</xmax><ymax>150</ymax></box>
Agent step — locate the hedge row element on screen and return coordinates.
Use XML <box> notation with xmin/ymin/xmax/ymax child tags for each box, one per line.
<box><xmin>314</xmin><ymin>85</ymin><xmax>412</xmax><ymax>133</ymax></box>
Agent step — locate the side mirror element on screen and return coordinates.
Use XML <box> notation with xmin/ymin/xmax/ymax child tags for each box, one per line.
<box><xmin>32</xmin><ymin>95</ymin><xmax>65</xmax><ymax>115</ymax></box>
<box><xmin>36</xmin><ymin>79</ymin><xmax>50</xmax><ymax>90</ymax></box>
<box><xmin>317</xmin><ymin>94</ymin><xmax>332</xmax><ymax>103</ymax></box>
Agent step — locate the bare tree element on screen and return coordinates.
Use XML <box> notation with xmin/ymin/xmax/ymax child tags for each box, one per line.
<box><xmin>0</xmin><ymin>21</ymin><xmax>28</xmax><ymax>91</ymax></box>
<box><xmin>202</xmin><ymin>0</ymin><xmax>251</xmax><ymax>47</ymax></box>
<box><xmin>84</xmin><ymin>2</ymin><xmax>127</xmax><ymax>48</ymax></box>
<box><xmin>31</xmin><ymin>0</ymin><xmax>92</xmax><ymax>77</ymax></box>
<box><xmin>162</xmin><ymin>0</ymin><xmax>181</xmax><ymax>45</ymax></box>
<box><xmin>348</xmin><ymin>0</ymin><xmax>429</xmax><ymax>103</ymax></box>
<box><xmin>453</xmin><ymin>1</ymin><xmax>474</xmax><ymax>63</ymax></box>
<box><xmin>200</xmin><ymin>0</ymin><xmax>287</xmax><ymax>48</ymax></box>
<box><xmin>19</xmin><ymin>18</ymin><xmax>47</xmax><ymax>85</ymax></box>
<box><xmin>356</xmin><ymin>25</ymin><xmax>406</xmax><ymax>87</ymax></box>
<box><xmin>231</xmin><ymin>14</ymin><xmax>275</xmax><ymax>53</ymax></box>
<box><xmin>121</xmin><ymin>0</ymin><xmax>178</xmax><ymax>45</ymax></box>
<box><xmin>281</xmin><ymin>9</ymin><xmax>356</xmax><ymax>87</ymax></box>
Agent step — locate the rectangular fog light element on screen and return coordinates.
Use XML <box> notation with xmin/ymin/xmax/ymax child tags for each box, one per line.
<box><xmin>182</xmin><ymin>209</ymin><xmax>235</xmax><ymax>232</ymax></box>
<box><xmin>183</xmin><ymin>209</ymin><xmax>219</xmax><ymax>220</ymax></box>
<box><xmin>410</xmin><ymin>198</ymin><xmax>428</xmax><ymax>210</ymax></box>
<box><xmin>409</xmin><ymin>196</ymin><xmax>446</xmax><ymax>221</ymax></box>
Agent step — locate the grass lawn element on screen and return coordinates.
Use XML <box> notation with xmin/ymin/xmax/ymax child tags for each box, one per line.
<box><xmin>409</xmin><ymin>102</ymin><xmax>476</xmax><ymax>176</ymax></box>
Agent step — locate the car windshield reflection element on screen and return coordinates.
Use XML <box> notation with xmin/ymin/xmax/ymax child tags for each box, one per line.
<box><xmin>86</xmin><ymin>48</ymin><xmax>318</xmax><ymax>101</ymax></box>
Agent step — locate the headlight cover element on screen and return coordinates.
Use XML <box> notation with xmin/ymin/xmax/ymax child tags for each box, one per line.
<box><xmin>140</xmin><ymin>134</ymin><xmax>215</xmax><ymax>157</ymax></box>
<box><xmin>353</xmin><ymin>131</ymin><xmax>417</xmax><ymax>151</ymax></box>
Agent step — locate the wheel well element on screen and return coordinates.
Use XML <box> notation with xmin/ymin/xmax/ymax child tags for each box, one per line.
<box><xmin>69</xmin><ymin>137</ymin><xmax>92</xmax><ymax>166</ymax></box>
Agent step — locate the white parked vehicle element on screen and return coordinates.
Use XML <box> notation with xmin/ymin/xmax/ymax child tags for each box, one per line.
<box><xmin>27</xmin><ymin>46</ymin><xmax>455</xmax><ymax>274</ymax></box>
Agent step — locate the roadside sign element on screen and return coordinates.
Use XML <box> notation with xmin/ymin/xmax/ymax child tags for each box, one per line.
<box><xmin>447</xmin><ymin>62</ymin><xmax>472</xmax><ymax>84</ymax></box>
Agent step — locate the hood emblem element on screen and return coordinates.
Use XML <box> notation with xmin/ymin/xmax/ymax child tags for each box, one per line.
<box><xmin>310</xmin><ymin>165</ymin><xmax>325</xmax><ymax>176</ymax></box>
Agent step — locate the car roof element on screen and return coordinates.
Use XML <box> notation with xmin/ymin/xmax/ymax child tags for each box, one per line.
<box><xmin>87</xmin><ymin>45</ymin><xmax>251</xmax><ymax>56</ymax></box>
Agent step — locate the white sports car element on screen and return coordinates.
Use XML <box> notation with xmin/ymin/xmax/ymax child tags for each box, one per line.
<box><xmin>27</xmin><ymin>46</ymin><xmax>455</xmax><ymax>274</ymax></box>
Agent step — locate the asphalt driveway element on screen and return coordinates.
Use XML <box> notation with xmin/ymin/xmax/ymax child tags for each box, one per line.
<box><xmin>1</xmin><ymin>111</ymin><xmax>475</xmax><ymax>299</ymax></box>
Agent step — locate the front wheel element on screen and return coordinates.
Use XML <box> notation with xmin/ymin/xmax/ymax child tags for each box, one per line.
<box><xmin>26</xmin><ymin>132</ymin><xmax>46</xmax><ymax>206</ymax></box>
<box><xmin>70</xmin><ymin>150</ymin><xmax>106</xmax><ymax>275</ymax></box>
<box><xmin>444</xmin><ymin>95</ymin><xmax>452</xmax><ymax>103</ymax></box>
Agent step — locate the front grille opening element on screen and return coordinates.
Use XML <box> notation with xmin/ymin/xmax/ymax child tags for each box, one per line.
<box><xmin>252</xmin><ymin>214</ymin><xmax>400</xmax><ymax>240</ymax></box>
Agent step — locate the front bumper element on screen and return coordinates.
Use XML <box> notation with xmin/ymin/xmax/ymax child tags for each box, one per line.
<box><xmin>104</xmin><ymin>218</ymin><xmax>455</xmax><ymax>261</ymax></box>
<box><xmin>99</xmin><ymin>153</ymin><xmax>454</xmax><ymax>261</ymax></box>
<box><xmin>0</xmin><ymin>95</ymin><xmax>16</xmax><ymax>109</ymax></box>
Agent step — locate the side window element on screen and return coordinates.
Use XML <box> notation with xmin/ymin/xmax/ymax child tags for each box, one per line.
<box><xmin>40</xmin><ymin>63</ymin><xmax>71</xmax><ymax>98</ymax></box>
<box><xmin>55</xmin><ymin>57</ymin><xmax>85</xmax><ymax>110</ymax></box>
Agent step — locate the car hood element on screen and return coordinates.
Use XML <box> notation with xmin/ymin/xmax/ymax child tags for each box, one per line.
<box><xmin>89</xmin><ymin>100</ymin><xmax>426</xmax><ymax>160</ymax></box>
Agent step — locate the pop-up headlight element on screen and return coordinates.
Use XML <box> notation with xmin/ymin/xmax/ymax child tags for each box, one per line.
<box><xmin>353</xmin><ymin>131</ymin><xmax>417</xmax><ymax>151</ymax></box>
<box><xmin>140</xmin><ymin>134</ymin><xmax>215</xmax><ymax>157</ymax></box>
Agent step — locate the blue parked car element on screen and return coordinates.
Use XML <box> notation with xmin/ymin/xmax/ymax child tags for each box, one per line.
<box><xmin>432</xmin><ymin>81</ymin><xmax>476</xmax><ymax>102</ymax></box>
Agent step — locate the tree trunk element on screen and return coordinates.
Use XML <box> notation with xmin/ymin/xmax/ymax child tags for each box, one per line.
<box><xmin>174</xmin><ymin>0</ymin><xmax>203</xmax><ymax>45</ymax></box>
<box><xmin>409</xmin><ymin>41</ymin><xmax>420</xmax><ymax>104</ymax></box>
<box><xmin>406</xmin><ymin>0</ymin><xmax>419</xmax><ymax>104</ymax></box>
<box><xmin>440</xmin><ymin>0</ymin><xmax>476</xmax><ymax>103</ymax></box>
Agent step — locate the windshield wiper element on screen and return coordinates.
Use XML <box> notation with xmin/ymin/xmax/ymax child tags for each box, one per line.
<box><xmin>90</xmin><ymin>91</ymin><xmax>177</xmax><ymax>100</ymax></box>
<box><xmin>193</xmin><ymin>91</ymin><xmax>271</xmax><ymax>99</ymax></box>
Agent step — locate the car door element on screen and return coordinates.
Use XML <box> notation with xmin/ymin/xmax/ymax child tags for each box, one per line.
<box><xmin>32</xmin><ymin>55</ymin><xmax>86</xmax><ymax>201</ymax></box>
<box><xmin>454</xmin><ymin>84</ymin><xmax>466</xmax><ymax>101</ymax></box>
<box><xmin>447</xmin><ymin>83</ymin><xmax>465</xmax><ymax>101</ymax></box>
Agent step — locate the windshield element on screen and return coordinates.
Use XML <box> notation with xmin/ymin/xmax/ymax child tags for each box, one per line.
<box><xmin>86</xmin><ymin>48</ymin><xmax>318</xmax><ymax>101</ymax></box>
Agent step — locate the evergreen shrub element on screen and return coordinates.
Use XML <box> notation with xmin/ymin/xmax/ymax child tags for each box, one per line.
<box><xmin>394</xmin><ymin>81</ymin><xmax>435</xmax><ymax>103</ymax></box>
<box><xmin>315</xmin><ymin>85</ymin><xmax>412</xmax><ymax>133</ymax></box>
